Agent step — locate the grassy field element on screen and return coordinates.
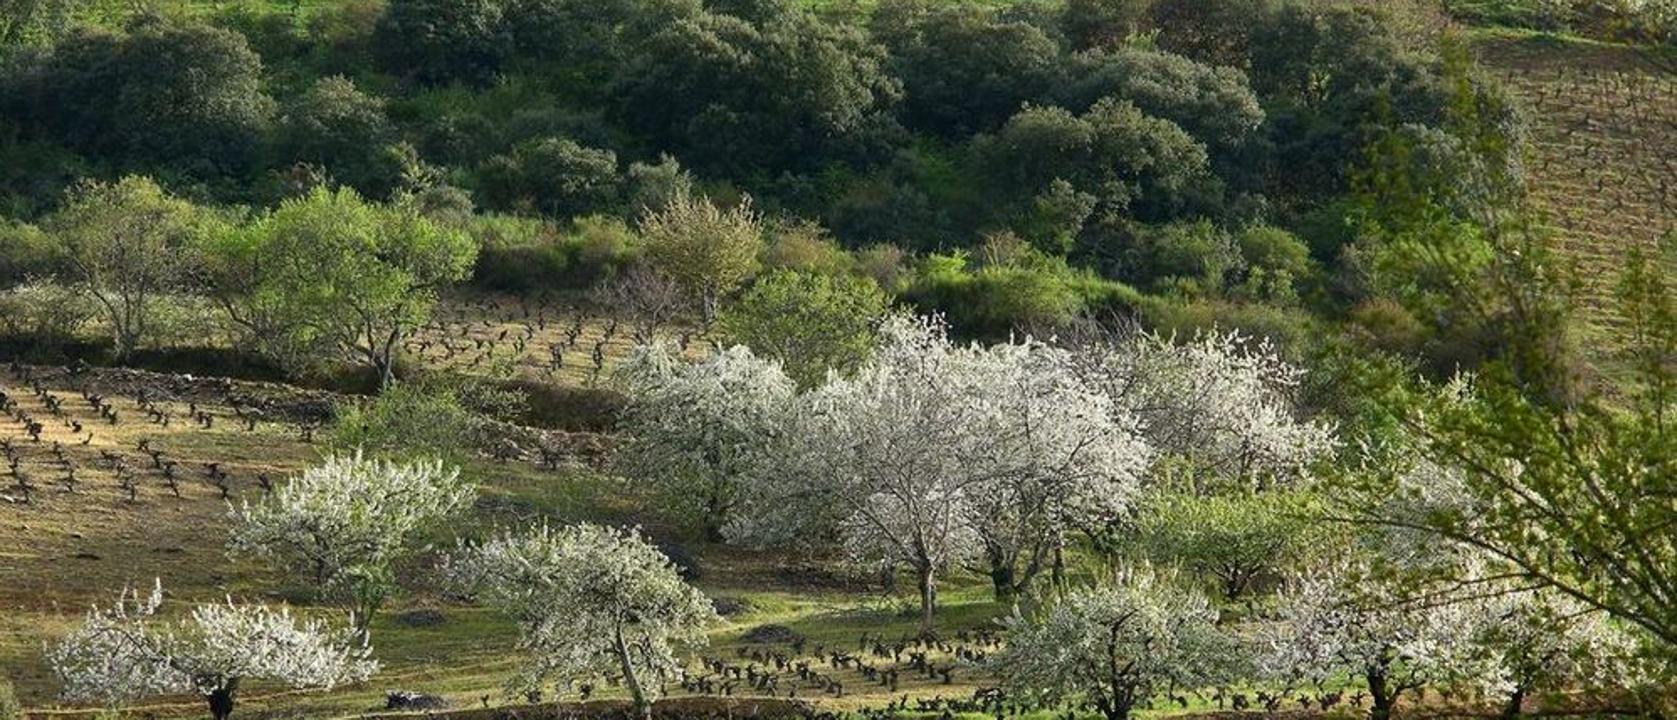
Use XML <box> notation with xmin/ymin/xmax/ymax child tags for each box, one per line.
<box><xmin>1471</xmin><ymin>30</ymin><xmax>1676</xmax><ymax>361</ymax></box>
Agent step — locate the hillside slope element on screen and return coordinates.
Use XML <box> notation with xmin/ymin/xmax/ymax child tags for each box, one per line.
<box><xmin>1474</xmin><ymin>33</ymin><xmax>1675</xmax><ymax>352</ymax></box>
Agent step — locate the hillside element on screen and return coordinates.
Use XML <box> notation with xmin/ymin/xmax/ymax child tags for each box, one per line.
<box><xmin>1473</xmin><ymin>32</ymin><xmax>1676</xmax><ymax>356</ymax></box>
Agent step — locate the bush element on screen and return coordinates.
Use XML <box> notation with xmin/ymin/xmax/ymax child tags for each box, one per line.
<box><xmin>374</xmin><ymin>0</ymin><xmax>507</xmax><ymax>84</ymax></box>
<box><xmin>470</xmin><ymin>215</ymin><xmax>642</xmax><ymax>293</ymax></box>
<box><xmin>760</xmin><ymin>220</ymin><xmax>853</xmax><ymax>276</ymax></box>
<box><xmin>719</xmin><ymin>270</ymin><xmax>889</xmax><ymax>387</ymax></box>
<box><xmin>1140</xmin><ymin>297</ymin><xmax>1317</xmax><ymax>359</ymax></box>
<box><xmin>1121</xmin><ymin>221</ymin><xmax>1243</xmax><ymax>296</ymax></box>
<box><xmin>0</xmin><ymin>219</ymin><xmax>59</xmax><ymax>286</ymax></box>
<box><xmin>855</xmin><ymin>243</ymin><xmax>911</xmax><ymax>295</ymax></box>
<box><xmin>477</xmin><ymin>136</ymin><xmax>621</xmax><ymax>219</ymax></box>
<box><xmin>12</xmin><ymin>17</ymin><xmax>275</xmax><ymax>176</ymax></box>
<box><xmin>331</xmin><ymin>380</ymin><xmax>479</xmax><ymax>459</ymax></box>
<box><xmin>0</xmin><ymin>676</ymin><xmax>21</xmax><ymax>720</ymax></box>
<box><xmin>275</xmin><ymin>76</ymin><xmax>400</xmax><ymax>195</ymax></box>
<box><xmin>909</xmin><ymin>249</ymin><xmax>1140</xmax><ymax>338</ymax></box>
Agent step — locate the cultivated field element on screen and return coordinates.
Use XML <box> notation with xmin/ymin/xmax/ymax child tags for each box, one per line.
<box><xmin>1474</xmin><ymin>32</ymin><xmax>1676</xmax><ymax>354</ymax></box>
<box><xmin>0</xmin><ymin>362</ymin><xmax>1029</xmax><ymax>719</ymax></box>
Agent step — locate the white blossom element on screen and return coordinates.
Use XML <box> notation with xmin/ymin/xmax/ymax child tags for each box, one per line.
<box><xmin>733</xmin><ymin>315</ymin><xmax>1151</xmax><ymax>630</ymax></box>
<box><xmin>446</xmin><ymin>523</ymin><xmax>718</xmax><ymax>716</ymax></box>
<box><xmin>1462</xmin><ymin>585</ymin><xmax>1651</xmax><ymax>711</ymax></box>
<box><xmin>615</xmin><ymin>343</ymin><xmax>794</xmax><ymax>540</ymax></box>
<box><xmin>228</xmin><ymin>451</ymin><xmax>475</xmax><ymax>632</ymax></box>
<box><xmin>1260</xmin><ymin>557</ymin><xmax>1475</xmax><ymax>720</ymax></box>
<box><xmin>991</xmin><ymin>568</ymin><xmax>1233</xmax><ymax>720</ymax></box>
<box><xmin>1077</xmin><ymin>329</ymin><xmax>1335</xmax><ymax>489</ymax></box>
<box><xmin>48</xmin><ymin>580</ymin><xmax>375</xmax><ymax>720</ymax></box>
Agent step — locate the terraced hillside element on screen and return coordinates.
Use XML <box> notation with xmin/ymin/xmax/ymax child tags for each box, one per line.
<box><xmin>1475</xmin><ymin>34</ymin><xmax>1676</xmax><ymax>350</ymax></box>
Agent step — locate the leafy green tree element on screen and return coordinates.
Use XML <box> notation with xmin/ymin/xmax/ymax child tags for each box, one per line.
<box><xmin>1059</xmin><ymin>47</ymin><xmax>1264</xmax><ymax>157</ymax></box>
<box><xmin>205</xmin><ymin>187</ymin><xmax>477</xmax><ymax>387</ymax></box>
<box><xmin>982</xmin><ymin>98</ymin><xmax>1211</xmax><ymax>224</ymax></box>
<box><xmin>503</xmin><ymin>0</ymin><xmax>700</xmax><ymax>90</ymax></box>
<box><xmin>1060</xmin><ymin>0</ymin><xmax>1151</xmax><ymax>51</ymax></box>
<box><xmin>872</xmin><ymin>0</ymin><xmax>1060</xmax><ymax>136</ymax></box>
<box><xmin>0</xmin><ymin>0</ymin><xmax>77</xmax><ymax>55</ymax></box>
<box><xmin>374</xmin><ymin>0</ymin><xmax>508</xmax><ymax>84</ymax></box>
<box><xmin>331</xmin><ymin>381</ymin><xmax>480</xmax><ymax>460</ymax></box>
<box><xmin>611</xmin><ymin>4</ymin><xmax>899</xmax><ymax>175</ymax></box>
<box><xmin>640</xmin><ymin>191</ymin><xmax>763</xmax><ymax>325</ymax></box>
<box><xmin>44</xmin><ymin>177</ymin><xmax>212</xmax><ymax>359</ymax></box>
<box><xmin>1134</xmin><ymin>491</ymin><xmax>1319</xmax><ymax>601</ymax></box>
<box><xmin>624</xmin><ymin>154</ymin><xmax>695</xmax><ymax>217</ymax></box>
<box><xmin>1149</xmin><ymin>0</ymin><xmax>1272</xmax><ymax>69</ymax></box>
<box><xmin>720</xmin><ymin>270</ymin><xmax>889</xmax><ymax>387</ymax></box>
<box><xmin>477</xmin><ymin>137</ymin><xmax>621</xmax><ymax>219</ymax></box>
<box><xmin>1248</xmin><ymin>4</ymin><xmax>1465</xmax><ymax>204</ymax></box>
<box><xmin>275</xmin><ymin>76</ymin><xmax>399</xmax><ymax>196</ymax></box>
<box><xmin>1231</xmin><ymin>224</ymin><xmax>1313</xmax><ymax>303</ymax></box>
<box><xmin>10</xmin><ymin>16</ymin><xmax>273</xmax><ymax>175</ymax></box>
<box><xmin>1120</xmin><ymin>220</ymin><xmax>1242</xmax><ymax>295</ymax></box>
<box><xmin>1343</xmin><ymin>243</ymin><xmax>1675</xmax><ymax>652</ymax></box>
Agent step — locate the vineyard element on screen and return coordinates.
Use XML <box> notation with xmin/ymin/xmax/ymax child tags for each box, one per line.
<box><xmin>1475</xmin><ymin>32</ymin><xmax>1676</xmax><ymax>356</ymax></box>
<box><xmin>0</xmin><ymin>360</ymin><xmax>1024</xmax><ymax>718</ymax></box>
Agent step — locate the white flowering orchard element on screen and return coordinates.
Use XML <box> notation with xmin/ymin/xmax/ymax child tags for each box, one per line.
<box><xmin>730</xmin><ymin>315</ymin><xmax>1152</xmax><ymax>633</ymax></box>
<box><xmin>616</xmin><ymin>343</ymin><xmax>794</xmax><ymax>541</ymax></box>
<box><xmin>991</xmin><ymin>568</ymin><xmax>1232</xmax><ymax>720</ymax></box>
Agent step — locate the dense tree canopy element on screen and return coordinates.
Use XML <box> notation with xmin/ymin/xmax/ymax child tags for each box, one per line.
<box><xmin>5</xmin><ymin>16</ymin><xmax>273</xmax><ymax>177</ymax></box>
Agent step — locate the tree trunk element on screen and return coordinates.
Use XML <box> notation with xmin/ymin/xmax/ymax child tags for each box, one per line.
<box><xmin>915</xmin><ymin>563</ymin><xmax>936</xmax><ymax>637</ymax></box>
<box><xmin>206</xmin><ymin>679</ymin><xmax>239</xmax><ymax>720</ymax></box>
<box><xmin>1501</xmin><ymin>686</ymin><xmax>1526</xmax><ymax>720</ymax></box>
<box><xmin>702</xmin><ymin>486</ymin><xmax>726</xmax><ymax>543</ymax></box>
<box><xmin>615</xmin><ymin>624</ymin><xmax>650</xmax><ymax>720</ymax></box>
<box><xmin>374</xmin><ymin>352</ymin><xmax>395</xmax><ymax>390</ymax></box>
<box><xmin>1367</xmin><ymin>670</ymin><xmax>1395</xmax><ymax>720</ymax></box>
<box><xmin>1050</xmin><ymin>544</ymin><xmax>1066</xmax><ymax>590</ymax></box>
<box><xmin>700</xmin><ymin>287</ymin><xmax>718</xmax><ymax>328</ymax></box>
<box><xmin>1095</xmin><ymin>695</ymin><xmax>1130</xmax><ymax>720</ymax></box>
<box><xmin>988</xmin><ymin>556</ymin><xmax>1017</xmax><ymax>603</ymax></box>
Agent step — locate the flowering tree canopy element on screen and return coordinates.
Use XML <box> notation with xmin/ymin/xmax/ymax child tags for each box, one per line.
<box><xmin>228</xmin><ymin>452</ymin><xmax>475</xmax><ymax>633</ymax></box>
<box><xmin>49</xmin><ymin>580</ymin><xmax>375</xmax><ymax>720</ymax></box>
<box><xmin>446</xmin><ymin>523</ymin><xmax>718</xmax><ymax>718</ymax></box>
<box><xmin>733</xmin><ymin>315</ymin><xmax>1151</xmax><ymax>630</ymax></box>
<box><xmin>1260</xmin><ymin>557</ymin><xmax>1477</xmax><ymax>720</ymax></box>
<box><xmin>1076</xmin><ymin>329</ymin><xmax>1335</xmax><ymax>490</ymax></box>
<box><xmin>616</xmin><ymin>343</ymin><xmax>794</xmax><ymax>541</ymax></box>
<box><xmin>991</xmin><ymin>568</ymin><xmax>1232</xmax><ymax>720</ymax></box>
<box><xmin>1462</xmin><ymin>584</ymin><xmax>1653</xmax><ymax>718</ymax></box>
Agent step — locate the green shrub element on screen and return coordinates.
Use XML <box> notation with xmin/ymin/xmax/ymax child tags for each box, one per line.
<box><xmin>468</xmin><ymin>214</ymin><xmax>642</xmax><ymax>293</ymax></box>
<box><xmin>332</xmin><ymin>380</ymin><xmax>479</xmax><ymax>459</ymax></box>
<box><xmin>719</xmin><ymin>269</ymin><xmax>889</xmax><ymax>387</ymax></box>
<box><xmin>1123</xmin><ymin>220</ymin><xmax>1243</xmax><ymax>296</ymax></box>
<box><xmin>760</xmin><ymin>220</ymin><xmax>854</xmax><ymax>276</ymax></box>
<box><xmin>0</xmin><ymin>676</ymin><xmax>21</xmax><ymax>720</ymax></box>
<box><xmin>1140</xmin><ymin>297</ymin><xmax>1317</xmax><ymax>358</ymax></box>
<box><xmin>908</xmin><ymin>249</ymin><xmax>1140</xmax><ymax>338</ymax></box>
<box><xmin>0</xmin><ymin>219</ymin><xmax>59</xmax><ymax>286</ymax></box>
<box><xmin>477</xmin><ymin>136</ymin><xmax>621</xmax><ymax>219</ymax></box>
